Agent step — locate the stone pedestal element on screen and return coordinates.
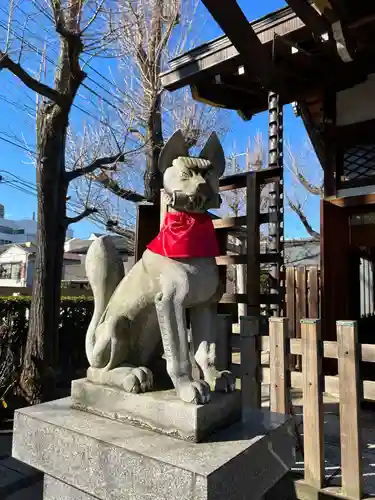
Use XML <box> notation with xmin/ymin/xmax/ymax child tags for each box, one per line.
<box><xmin>71</xmin><ymin>378</ymin><xmax>241</xmax><ymax>442</ymax></box>
<box><xmin>13</xmin><ymin>397</ymin><xmax>295</xmax><ymax>500</ymax></box>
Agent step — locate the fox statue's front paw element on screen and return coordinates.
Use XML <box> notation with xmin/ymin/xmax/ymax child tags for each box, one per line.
<box><xmin>87</xmin><ymin>365</ymin><xmax>154</xmax><ymax>393</ymax></box>
<box><xmin>122</xmin><ymin>367</ymin><xmax>154</xmax><ymax>393</ymax></box>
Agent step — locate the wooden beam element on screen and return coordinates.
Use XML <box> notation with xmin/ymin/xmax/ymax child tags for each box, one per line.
<box><xmin>192</xmin><ymin>54</ymin><xmax>371</xmax><ymax>119</ymax></box>
<box><xmin>201</xmin><ymin>0</ymin><xmax>281</xmax><ymax>91</ymax></box>
<box><xmin>284</xmin><ymin>0</ymin><xmax>330</xmax><ymax>37</ymax></box>
<box><xmin>218</xmin><ymin>166</ymin><xmax>282</xmax><ymax>191</ymax></box>
<box><xmin>327</xmin><ymin>194</ymin><xmax>375</xmax><ymax>207</ymax></box>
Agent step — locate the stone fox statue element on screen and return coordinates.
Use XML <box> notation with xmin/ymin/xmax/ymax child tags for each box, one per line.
<box><xmin>85</xmin><ymin>130</ymin><xmax>235</xmax><ymax>404</ymax></box>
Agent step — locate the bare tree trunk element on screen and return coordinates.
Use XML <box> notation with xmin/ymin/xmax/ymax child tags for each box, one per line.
<box><xmin>144</xmin><ymin>94</ymin><xmax>164</xmax><ymax>203</ymax></box>
<box><xmin>20</xmin><ymin>104</ymin><xmax>68</xmax><ymax>403</ymax></box>
<box><xmin>143</xmin><ymin>2</ymin><xmax>164</xmax><ymax>204</ymax></box>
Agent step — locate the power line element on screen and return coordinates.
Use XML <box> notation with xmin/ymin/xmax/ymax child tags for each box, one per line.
<box><xmin>0</xmin><ymin>169</ymin><xmax>129</xmax><ymax>231</ymax></box>
<box><xmin>0</xmin><ymin>175</ymin><xmax>104</xmax><ymax>229</ymax></box>
<box><xmin>0</xmin><ymin>92</ymin><xmax>36</xmax><ymax>115</ymax></box>
<box><xmin>0</xmin><ymin>134</ymin><xmax>36</xmax><ymax>155</ymax></box>
<box><xmin>29</xmin><ymin>5</ymin><xmax>126</xmax><ymax>102</ymax></box>
<box><xmin>1</xmin><ymin>4</ymin><xmax>125</xmax><ymax>106</ymax></box>
<box><xmin>0</xmin><ymin>17</ymin><xmax>127</xmax><ymax>133</ymax></box>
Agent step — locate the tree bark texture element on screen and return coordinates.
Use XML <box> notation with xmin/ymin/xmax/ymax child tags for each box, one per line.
<box><xmin>20</xmin><ymin>104</ymin><xmax>69</xmax><ymax>403</ymax></box>
<box><xmin>144</xmin><ymin>93</ymin><xmax>164</xmax><ymax>204</ymax></box>
<box><xmin>19</xmin><ymin>8</ymin><xmax>85</xmax><ymax>403</ymax></box>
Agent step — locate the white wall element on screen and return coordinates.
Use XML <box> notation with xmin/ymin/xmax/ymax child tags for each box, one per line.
<box><xmin>337</xmin><ymin>74</ymin><xmax>375</xmax><ymax>126</ymax></box>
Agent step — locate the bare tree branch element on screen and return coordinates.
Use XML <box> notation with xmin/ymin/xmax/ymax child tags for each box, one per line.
<box><xmin>0</xmin><ymin>52</ymin><xmax>65</xmax><ymax>105</ymax></box>
<box><xmin>5</xmin><ymin>0</ymin><xmax>15</xmax><ymax>53</ymax></box>
<box><xmin>285</xmin><ymin>140</ymin><xmax>322</xmax><ymax>238</ymax></box>
<box><xmin>287</xmin><ymin>195</ymin><xmax>320</xmax><ymax>240</ymax></box>
<box><xmin>105</xmin><ymin>221</ymin><xmax>135</xmax><ymax>252</ymax></box>
<box><xmin>295</xmin><ymin>170</ymin><xmax>323</xmax><ymax>196</ymax></box>
<box><xmin>81</xmin><ymin>0</ymin><xmax>106</xmax><ymax>34</ymax></box>
<box><xmin>106</xmin><ymin>220</ymin><xmax>134</xmax><ymax>237</ymax></box>
<box><xmin>92</xmin><ymin>172</ymin><xmax>145</xmax><ymax>202</ymax></box>
<box><xmin>64</xmin><ymin>207</ymin><xmax>98</xmax><ymax>226</ymax></box>
<box><xmin>287</xmin><ymin>142</ymin><xmax>323</xmax><ymax>196</ymax></box>
<box><xmin>65</xmin><ymin>153</ymin><xmax>125</xmax><ymax>181</ymax></box>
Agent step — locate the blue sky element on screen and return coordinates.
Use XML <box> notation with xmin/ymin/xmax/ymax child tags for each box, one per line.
<box><xmin>0</xmin><ymin>0</ymin><xmax>320</xmax><ymax>240</ymax></box>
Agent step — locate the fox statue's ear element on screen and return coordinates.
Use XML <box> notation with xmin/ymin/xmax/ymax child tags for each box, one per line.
<box><xmin>199</xmin><ymin>132</ymin><xmax>225</xmax><ymax>178</ymax></box>
<box><xmin>158</xmin><ymin>130</ymin><xmax>188</xmax><ymax>174</ymax></box>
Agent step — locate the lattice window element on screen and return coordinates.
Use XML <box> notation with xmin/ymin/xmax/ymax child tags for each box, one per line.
<box><xmin>342</xmin><ymin>144</ymin><xmax>375</xmax><ymax>182</ymax></box>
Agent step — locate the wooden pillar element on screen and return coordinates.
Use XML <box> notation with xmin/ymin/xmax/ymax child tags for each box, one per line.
<box><xmin>134</xmin><ymin>204</ymin><xmax>160</xmax><ymax>262</ymax></box>
<box><xmin>246</xmin><ymin>173</ymin><xmax>260</xmax><ymax>317</ymax></box>
<box><xmin>322</xmin><ymin>91</ymin><xmax>337</xmax><ymax>199</ymax></box>
<box><xmin>320</xmin><ymin>199</ymin><xmax>350</xmax><ymax>373</ymax></box>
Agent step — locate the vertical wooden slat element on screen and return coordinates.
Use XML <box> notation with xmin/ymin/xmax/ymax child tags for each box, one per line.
<box><xmin>269</xmin><ymin>317</ymin><xmax>289</xmax><ymax>414</ymax></box>
<box><xmin>296</xmin><ymin>267</ymin><xmax>307</xmax><ymax>370</ymax></box>
<box><xmin>286</xmin><ymin>267</ymin><xmax>296</xmax><ymax>369</ymax></box>
<box><xmin>296</xmin><ymin>267</ymin><xmax>307</xmax><ymax>333</ymax></box>
<box><xmin>246</xmin><ymin>173</ymin><xmax>260</xmax><ymax>316</ymax></box>
<box><xmin>337</xmin><ymin>320</ymin><xmax>363</xmax><ymax>500</ymax></box>
<box><xmin>301</xmin><ymin>319</ymin><xmax>324</xmax><ymax>489</ymax></box>
<box><xmin>240</xmin><ymin>316</ymin><xmax>261</xmax><ymax>409</ymax></box>
<box><xmin>318</xmin><ymin>269</ymin><xmax>321</xmax><ymax>318</ymax></box>
<box><xmin>216</xmin><ymin>314</ymin><xmax>232</xmax><ymax>371</ymax></box>
<box><xmin>215</xmin><ymin>229</ymin><xmax>228</xmax><ymax>317</ymax></box>
<box><xmin>286</xmin><ymin>267</ymin><xmax>296</xmax><ymax>335</ymax></box>
<box><xmin>308</xmin><ymin>267</ymin><xmax>319</xmax><ymax>319</ymax></box>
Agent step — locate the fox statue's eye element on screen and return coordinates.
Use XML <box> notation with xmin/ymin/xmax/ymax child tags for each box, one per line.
<box><xmin>180</xmin><ymin>170</ymin><xmax>190</xmax><ymax>180</ymax></box>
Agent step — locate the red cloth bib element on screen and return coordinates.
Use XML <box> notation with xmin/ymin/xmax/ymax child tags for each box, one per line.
<box><xmin>147</xmin><ymin>211</ymin><xmax>220</xmax><ymax>259</ymax></box>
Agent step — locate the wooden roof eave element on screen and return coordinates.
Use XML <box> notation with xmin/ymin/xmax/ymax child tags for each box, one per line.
<box><xmin>161</xmin><ymin>0</ymin><xmax>375</xmax><ymax>127</ymax></box>
<box><xmin>160</xmin><ymin>6</ymin><xmax>307</xmax><ymax>92</ymax></box>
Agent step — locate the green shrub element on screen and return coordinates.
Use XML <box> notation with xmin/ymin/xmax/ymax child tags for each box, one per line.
<box><xmin>0</xmin><ymin>296</ymin><xmax>94</xmax><ymax>398</ymax></box>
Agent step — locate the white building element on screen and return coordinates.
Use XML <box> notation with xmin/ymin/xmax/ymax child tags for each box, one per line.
<box><xmin>0</xmin><ymin>243</ymin><xmax>35</xmax><ymax>287</ymax></box>
<box><xmin>0</xmin><ymin>243</ymin><xmax>82</xmax><ymax>288</ymax></box>
<box><xmin>0</xmin><ymin>232</ymin><xmax>135</xmax><ymax>289</ymax></box>
<box><xmin>0</xmin><ymin>205</ymin><xmax>73</xmax><ymax>245</ymax></box>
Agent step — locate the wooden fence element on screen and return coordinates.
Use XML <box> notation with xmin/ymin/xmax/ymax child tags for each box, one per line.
<box><xmin>284</xmin><ymin>266</ymin><xmax>321</xmax><ymax>338</ymax></box>
<box><xmin>225</xmin><ymin>316</ymin><xmax>373</xmax><ymax>500</ymax></box>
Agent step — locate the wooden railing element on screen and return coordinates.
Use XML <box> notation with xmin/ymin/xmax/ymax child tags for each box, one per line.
<box><xmin>216</xmin><ymin>315</ymin><xmax>373</xmax><ymax>500</ymax></box>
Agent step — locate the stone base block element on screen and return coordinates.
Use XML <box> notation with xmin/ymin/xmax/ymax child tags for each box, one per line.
<box><xmin>71</xmin><ymin>378</ymin><xmax>241</xmax><ymax>442</ymax></box>
<box><xmin>44</xmin><ymin>475</ymin><xmax>97</xmax><ymax>500</ymax></box>
<box><xmin>13</xmin><ymin>398</ymin><xmax>295</xmax><ymax>500</ymax></box>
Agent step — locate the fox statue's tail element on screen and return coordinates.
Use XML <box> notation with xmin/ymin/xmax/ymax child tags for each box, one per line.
<box><xmin>85</xmin><ymin>236</ymin><xmax>124</xmax><ymax>365</ymax></box>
